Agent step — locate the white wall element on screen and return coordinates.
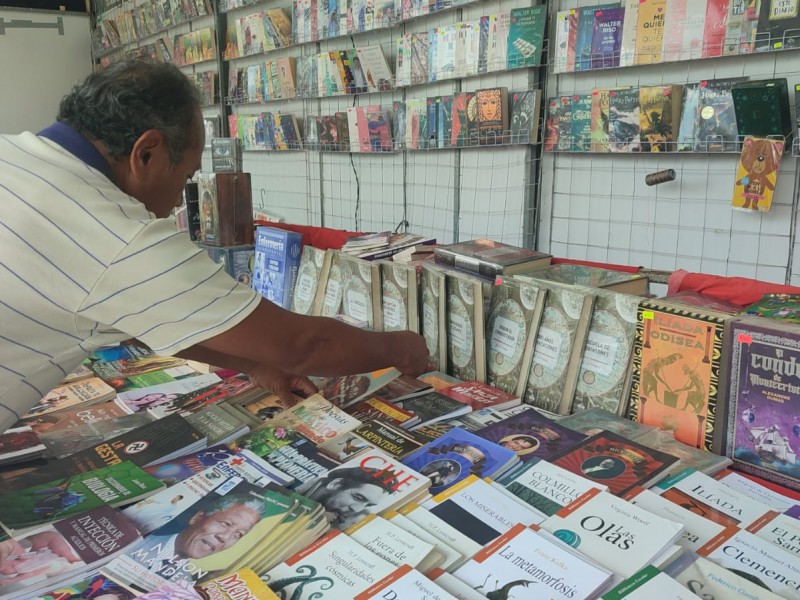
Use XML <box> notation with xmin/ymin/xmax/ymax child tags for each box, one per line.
<box><xmin>539</xmin><ymin>0</ymin><xmax>800</xmax><ymax>285</ymax></box>
<box><xmin>0</xmin><ymin>8</ymin><xmax>92</xmax><ymax>134</ymax></box>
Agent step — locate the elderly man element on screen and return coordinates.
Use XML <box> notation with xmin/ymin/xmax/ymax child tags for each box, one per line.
<box><xmin>0</xmin><ymin>61</ymin><xmax>427</xmax><ymax>431</ymax></box>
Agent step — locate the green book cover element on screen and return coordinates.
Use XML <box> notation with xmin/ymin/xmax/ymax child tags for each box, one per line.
<box><xmin>732</xmin><ymin>78</ymin><xmax>793</xmax><ymax>140</ymax></box>
<box><xmin>570</xmin><ymin>93</ymin><xmax>593</xmax><ymax>152</ymax></box>
<box><xmin>507</xmin><ymin>5</ymin><xmax>547</xmax><ymax>68</ymax></box>
<box><xmin>0</xmin><ymin>461</ymin><xmax>163</xmax><ymax>533</ymax></box>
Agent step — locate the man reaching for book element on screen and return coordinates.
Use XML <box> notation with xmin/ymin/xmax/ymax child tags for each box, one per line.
<box><xmin>0</xmin><ymin>60</ymin><xmax>428</xmax><ymax>432</ymax></box>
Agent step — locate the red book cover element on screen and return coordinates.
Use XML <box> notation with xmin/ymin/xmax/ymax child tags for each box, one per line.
<box><xmin>441</xmin><ymin>380</ymin><xmax>521</xmax><ymax>411</ymax></box>
<box><xmin>548</xmin><ymin>431</ymin><xmax>679</xmax><ymax>496</ymax></box>
<box><xmin>703</xmin><ymin>0</ymin><xmax>730</xmax><ymax>57</ymax></box>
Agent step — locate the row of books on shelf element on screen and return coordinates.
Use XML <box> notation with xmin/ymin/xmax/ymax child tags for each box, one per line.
<box><xmin>545</xmin><ymin>78</ymin><xmax>799</xmax><ymax>154</ymax></box>
<box><xmin>227</xmin><ymin>88</ymin><xmax>540</xmax><ymax>152</ymax></box>
<box><xmin>553</xmin><ymin>0</ymin><xmax>800</xmax><ymax>75</ymax></box>
<box><xmin>95</xmin><ymin>0</ymin><xmax>212</xmax><ymax>54</ymax></box>
<box><xmin>2</xmin><ymin>329</ymin><xmax>800</xmax><ymax>599</ymax></box>
<box><xmin>114</xmin><ymin>27</ymin><xmax>218</xmax><ymax>68</ymax></box>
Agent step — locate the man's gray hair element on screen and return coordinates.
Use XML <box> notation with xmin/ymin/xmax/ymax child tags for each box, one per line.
<box><xmin>57</xmin><ymin>60</ymin><xmax>202</xmax><ymax>164</ymax></box>
<box><xmin>206</xmin><ymin>491</ymin><xmax>267</xmax><ymax>518</ymax></box>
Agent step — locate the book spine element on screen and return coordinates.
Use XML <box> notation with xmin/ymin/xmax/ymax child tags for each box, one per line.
<box><xmin>433</xmin><ymin>249</ymin><xmax>502</xmax><ymax>279</ymax></box>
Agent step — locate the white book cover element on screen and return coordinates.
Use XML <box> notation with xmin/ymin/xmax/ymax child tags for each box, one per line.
<box><xmin>355</xmin><ymin>564</ymin><xmax>457</xmax><ymax>600</ymax></box>
<box><xmin>668</xmin><ymin>553</ymin><xmax>786</xmax><ymax>600</ymax></box>
<box><xmin>553</xmin><ymin>11</ymin><xmax>572</xmax><ymax>73</ymax></box>
<box><xmin>602</xmin><ymin>565</ymin><xmax>699</xmax><ymax>599</ymax></box>
<box><xmin>463</xmin><ymin>20</ymin><xmax>480</xmax><ymax>77</ymax></box>
<box><xmin>115</xmin><ymin>373</ymin><xmax>221</xmax><ymax>414</ymax></box>
<box><xmin>488</xmin><ymin>480</ymin><xmax>549</xmax><ymax>525</ymax></box>
<box><xmin>356</xmin><ymin>46</ymin><xmax>394</xmax><ymax>92</ymax></box>
<box><xmin>626</xmin><ymin>488</ymin><xmax>726</xmax><ymax>553</ymax></box>
<box><xmin>541</xmin><ymin>488</ymin><xmax>684</xmax><ymax>579</ymax></box>
<box><xmin>346</xmin><ymin>514</ymin><xmax>437</xmax><ymax>569</ymax></box>
<box><xmin>453</xmin><ymin>523</ymin><xmax>612</xmax><ymax>600</ymax></box>
<box><xmin>493</xmin><ymin>12</ymin><xmax>511</xmax><ymax>72</ymax></box>
<box><xmin>484</xmin><ymin>14</ymin><xmax>498</xmax><ymax>72</ymax></box>
<box><xmin>681</xmin><ymin>0</ymin><xmax>707</xmax><ymax>60</ymax></box>
<box><xmin>716</xmin><ymin>471</ymin><xmax>799</xmax><ymax>512</ymax></box>
<box><xmin>399</xmin><ymin>503</ymin><xmax>481</xmax><ymax>568</ymax></box>
<box><xmin>698</xmin><ymin>527</ymin><xmax>800</xmax><ymax>600</ymax></box>
<box><xmin>619</xmin><ymin>0</ymin><xmax>639</xmax><ymax>66</ymax></box>
<box><xmin>747</xmin><ymin>511</ymin><xmax>800</xmax><ymax>558</ymax></box>
<box><xmin>384</xmin><ymin>510</ymin><xmax>464</xmax><ymax>570</ymax></box>
<box><xmin>395</xmin><ymin>35</ymin><xmax>412</xmax><ymax>87</ymax></box>
<box><xmin>429</xmin><ymin>569</ymin><xmax>486</xmax><ymax>600</ymax></box>
<box><xmin>422</xmin><ymin>475</ymin><xmax>543</xmax><ymax>543</ymax></box>
<box><xmin>497</xmin><ymin>458</ymin><xmax>608</xmax><ymax>517</ymax></box>
<box><xmin>658</xmin><ymin>469</ymin><xmax>773</xmax><ymax>528</ymax></box>
<box><xmin>263</xmin><ymin>530</ymin><xmax>396</xmax><ymax>599</ymax></box>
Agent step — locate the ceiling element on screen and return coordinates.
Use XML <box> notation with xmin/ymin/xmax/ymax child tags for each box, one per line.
<box><xmin>0</xmin><ymin>1</ymin><xmax>88</xmax><ymax>12</ymax></box>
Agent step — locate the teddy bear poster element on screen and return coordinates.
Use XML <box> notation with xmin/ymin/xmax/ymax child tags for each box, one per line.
<box><xmin>731</xmin><ymin>137</ymin><xmax>785</xmax><ymax>213</ymax></box>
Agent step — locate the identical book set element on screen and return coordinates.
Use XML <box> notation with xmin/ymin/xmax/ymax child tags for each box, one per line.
<box><xmin>228</xmin><ymin>86</ymin><xmax>541</xmax><ymax>153</ymax></box>
<box><xmin>553</xmin><ymin>0</ymin><xmax>800</xmax><ymax>74</ymax></box>
<box><xmin>545</xmin><ymin>77</ymin><xmax>797</xmax><ymax>155</ymax></box>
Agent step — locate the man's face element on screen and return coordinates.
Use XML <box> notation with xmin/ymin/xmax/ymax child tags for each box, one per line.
<box><xmin>175</xmin><ymin>504</ymin><xmax>260</xmax><ymax>559</ymax></box>
<box><xmin>317</xmin><ymin>478</ymin><xmax>388</xmax><ymax>525</ymax></box>
<box><xmin>503</xmin><ymin>437</ymin><xmax>535</xmax><ymax>452</ymax></box>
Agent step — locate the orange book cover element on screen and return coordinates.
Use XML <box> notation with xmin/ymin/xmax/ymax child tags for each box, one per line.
<box><xmin>628</xmin><ymin>300</ymin><xmax>730</xmax><ymax>451</ymax></box>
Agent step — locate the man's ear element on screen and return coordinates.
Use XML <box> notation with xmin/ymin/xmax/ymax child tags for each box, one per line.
<box><xmin>326</xmin><ymin>478</ymin><xmax>344</xmax><ymax>491</ymax></box>
<box><xmin>188</xmin><ymin>510</ymin><xmax>206</xmax><ymax>525</ymax></box>
<box><xmin>130</xmin><ymin>129</ymin><xmax>168</xmax><ymax>177</ymax></box>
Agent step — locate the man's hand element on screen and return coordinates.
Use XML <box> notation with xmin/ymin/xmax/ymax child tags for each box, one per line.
<box><xmin>389</xmin><ymin>331</ymin><xmax>430</xmax><ymax>377</ymax></box>
<box><xmin>247</xmin><ymin>364</ymin><xmax>318</xmax><ymax>407</ymax></box>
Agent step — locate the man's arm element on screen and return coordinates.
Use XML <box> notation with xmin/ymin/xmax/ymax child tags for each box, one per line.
<box><xmin>197</xmin><ymin>298</ymin><xmax>429</xmax><ymax>378</ymax></box>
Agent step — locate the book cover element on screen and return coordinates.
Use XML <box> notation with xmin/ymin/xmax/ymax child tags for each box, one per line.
<box><xmin>478</xmin><ymin>408</ymin><xmax>586</xmax><ymax>462</ymax></box>
<box><xmin>296</xmin><ymin>449</ymin><xmax>429</xmax><ymax>529</ymax></box>
<box><xmin>695</xmin><ymin>77</ymin><xmax>745</xmax><ymax>151</ymax></box>
<box><xmin>556</xmin><ymin>95</ymin><xmax>574</xmax><ymax>152</ymax></box>
<box><xmin>742</xmin><ymin>292</ymin><xmax>800</xmax><ymax>322</ymax></box>
<box><xmin>338</xmin><ymin>253</ymin><xmax>381</xmax><ymax>328</ymax></box>
<box><xmin>252</xmin><ymin>226</ymin><xmax>302</xmax><ymax>309</ymax></box>
<box><xmin>549</xmin><ymin>430</ymin><xmax>680</xmax><ymax>496</ymax></box>
<box><xmin>541</xmin><ymin>488</ymin><xmax>684</xmax><ymax>579</ymax></box>
<box><xmin>402</xmin><ymin>427</ymin><xmax>517</xmax><ymax>495</ymax></box>
<box><xmin>553</xmin><ymin>9</ymin><xmax>577</xmax><ymax>73</ymax></box>
<box><xmin>441</xmin><ymin>380</ymin><xmax>520</xmax><ymax>412</ymax></box>
<box><xmin>524</xmin><ymin>283</ymin><xmax>596</xmax><ymax>414</ymax></box>
<box><xmin>576</xmin><ymin>4</ymin><xmax>609</xmax><ymax>70</ymax></box>
<box><xmin>486</xmin><ymin>277</ymin><xmax>545</xmax><ymax>397</ymax></box>
<box><xmin>370</xmin><ymin>374</ymin><xmax>432</xmax><ymax>404</ymax></box>
<box><xmin>747</xmin><ymin>509</ymin><xmax>800</xmax><ymax>557</ymax></box>
<box><xmin>196</xmin><ymin>569</ymin><xmax>279</xmax><ymax>599</ymax></box>
<box><xmin>572</xmin><ymin>288</ymin><xmax>640</xmax><ymax>416</ymax></box>
<box><xmin>497</xmin><ymin>457</ymin><xmax>608</xmax><ymax>517</ymax></box>
<box><xmin>602</xmin><ymin>565</ymin><xmax>699</xmax><ymax>599</ymax></box>
<box><xmin>755</xmin><ymin>0</ymin><xmax>800</xmax><ymax>51</ymax></box>
<box><xmin>465</xmin><ymin>91</ymin><xmax>479</xmax><ymax>146</ymax></box>
<box><xmin>398</xmin><ymin>391</ymin><xmax>470</xmax><ymax>427</ymax></box>
<box><xmin>635</xmin><ymin>0</ymin><xmax>667</xmax><ymax>64</ymax></box>
<box><xmin>475</xmin><ymin>87</ymin><xmax>508</xmax><ymax>146</ymax></box>
<box><xmin>449</xmin><ymin>92</ymin><xmax>468</xmax><ymax>148</ymax></box>
<box><xmin>436</xmin><ymin>95</ymin><xmax>453</xmax><ymax>149</ymax></box>
<box><xmin>352</xmin><ymin>420</ymin><xmax>424</xmax><ymax>459</ymax></box>
<box><xmin>453</xmin><ymin>523</ymin><xmax>612</xmax><ymax>600</ymax></box>
<box><xmin>346</xmin><ymin>517</ymin><xmax>437</xmax><ymax>571</ymax></box>
<box><xmin>667</xmin><ymin>553</ymin><xmax>787</xmax><ymax>600</ymax></box>
<box><xmin>570</xmin><ymin>93</ymin><xmax>593</xmax><ymax>152</ymax></box>
<box><xmin>702</xmin><ymin>0</ymin><xmax>731</xmax><ymax>56</ymax></box>
<box><xmin>640</xmin><ymin>84</ymin><xmax>682</xmax><ymax>152</ymax></box>
<box><xmin>591</xmin><ymin>6</ymin><xmax>625</xmax><ymax>70</ymax></box>
<box><xmin>114</xmin><ymin>373</ymin><xmax>221</xmax><ymax>414</ymax></box>
<box><xmin>434</xmin><ymin>239</ymin><xmax>551</xmax><ymax>278</ymax></box>
<box><xmin>38</xmin><ymin>413</ymin><xmax>155</xmax><ymax>460</ymax></box>
<box><xmin>620</xmin><ymin>0</ymin><xmax>640</xmax><ymax>66</ymax></box>
<box><xmin>421</xmin><ymin>263</ymin><xmax>447</xmax><ymax>371</ymax></box>
<box><xmin>636</xmin><ymin>428</ymin><xmax>732</xmax><ymax>476</ymax></box>
<box><xmin>24</xmin><ymin>377</ymin><xmax>116</xmax><ymax>418</ymax></box>
<box><xmin>509</xmin><ymin>89</ymin><xmax>540</xmax><ymax>145</ymax></box>
<box><xmin>410</xmin><ymin>33</ymin><xmax>430</xmax><ymax>84</ymax></box>
<box><xmin>266</xmin><ymin>439</ymin><xmax>337</xmax><ymax>485</ymax></box>
<box><xmin>732</xmin><ymin>78</ymin><xmax>793</xmax><ymax>140</ymax></box>
<box><xmin>445</xmin><ymin>271</ymin><xmax>487</xmax><ymax>382</ymax></box>
<box><xmin>628</xmin><ymin>299</ymin><xmax>730</xmax><ymax>451</ymax></box>
<box><xmin>0</xmin><ymin>426</ymin><xmax>45</xmax><ymax>465</ymax></box>
<box><xmin>380</xmin><ymin>262</ymin><xmax>418</xmax><ymax>332</ymax></box>
<box><xmin>591</xmin><ymin>87</ymin><xmax>612</xmax><ymax>152</ymax></box>
<box><xmin>608</xmin><ymin>87</ymin><xmax>642</xmax><ymax>152</ymax></box>
<box><xmin>506</xmin><ymin>5</ymin><xmax>546</xmax><ymax>68</ymax></box>
<box><xmin>355</xmin><ymin>564</ymin><xmax>456</xmax><ymax>600</ymax></box>
<box><xmin>676</xmin><ymin>83</ymin><xmax>701</xmax><ymax>151</ymax></box>
<box><xmin>723</xmin><ymin>317</ymin><xmax>800</xmax><ymax>490</ymax></box>
<box><xmin>270</xmin><ymin>393</ymin><xmax>361</xmax><ymax>444</ymax></box>
<box><xmin>663</xmin><ymin>0</ymin><xmax>689</xmax><ymax>60</ymax></box>
<box><xmin>559</xmin><ymin>407</ymin><xmax>658</xmax><ymax>440</ymax></box>
<box><xmin>291</xmin><ymin>246</ymin><xmax>331</xmax><ymax>316</ymax></box>
<box><xmin>347</xmin><ymin>397</ymin><xmax>418</xmax><ymax>429</ymax></box>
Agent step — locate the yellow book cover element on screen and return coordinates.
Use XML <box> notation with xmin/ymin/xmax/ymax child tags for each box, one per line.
<box><xmin>731</xmin><ymin>137</ymin><xmax>785</xmax><ymax>213</ymax></box>
<box><xmin>635</xmin><ymin>0</ymin><xmax>668</xmax><ymax>64</ymax></box>
<box><xmin>639</xmin><ymin>84</ymin><xmax>682</xmax><ymax>152</ymax></box>
<box><xmin>196</xmin><ymin>568</ymin><xmax>280</xmax><ymax>599</ymax></box>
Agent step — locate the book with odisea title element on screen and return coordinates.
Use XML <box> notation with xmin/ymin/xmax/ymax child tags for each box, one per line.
<box><xmin>354</xmin><ymin>564</ymin><xmax>458</xmax><ymax>600</ymax></box>
<box><xmin>345</xmin><ymin>514</ymin><xmax>440</xmax><ymax>571</ymax></box>
<box><xmin>103</xmin><ymin>479</ymin><xmax>299</xmax><ymax>592</ymax></box>
<box><xmin>656</xmin><ymin>468</ymin><xmax>774</xmax><ymax>529</ymax></box>
<box><xmin>269</xmin><ymin>393</ymin><xmax>361</xmax><ymax>445</ymax></box>
<box><xmin>262</xmin><ymin>529</ymin><xmax>396</xmax><ymax>599</ymax></box>
<box><xmin>747</xmin><ymin>509</ymin><xmax>800</xmax><ymax>558</ymax></box>
<box><xmin>22</xmin><ymin>377</ymin><xmax>116</xmax><ymax>419</ymax></box>
<box><xmin>399</xmin><ymin>391</ymin><xmax>471</xmax><ymax>428</ymax></box>
<box><xmin>600</xmin><ymin>565</ymin><xmax>698</xmax><ymax>599</ymax></box>
<box><xmin>0</xmin><ymin>507</ymin><xmax>141</xmax><ymax>600</ymax></box>
<box><xmin>540</xmin><ymin>488</ymin><xmax>684</xmax><ymax>580</ymax></box>
<box><xmin>453</xmin><ymin>522</ymin><xmax>613</xmax><ymax>600</ymax></box>
<box><xmin>476</xmin><ymin>407</ymin><xmax>587</xmax><ymax>462</ymax></box>
<box><xmin>665</xmin><ymin>552</ymin><xmax>786</xmax><ymax>600</ymax></box>
<box><xmin>698</xmin><ymin>527</ymin><xmax>800</xmax><ymax>600</ymax></box>
<box><xmin>402</xmin><ymin>427</ymin><xmax>518</xmax><ymax>495</ymax></box>
<box><xmin>496</xmin><ymin>457</ymin><xmax>608</xmax><ymax>518</ymax></box>
<box><xmin>624</xmin><ymin>487</ymin><xmax>727</xmax><ymax>553</ymax></box>
<box><xmin>384</xmin><ymin>509</ymin><xmax>465</xmax><ymax>571</ymax></box>
<box><xmin>547</xmin><ymin>430</ymin><xmax>679</xmax><ymax>496</ymax></box>
<box><xmin>295</xmin><ymin>449</ymin><xmax>430</xmax><ymax>530</ymax></box>
<box><xmin>423</xmin><ymin>475</ymin><xmax>543</xmax><ymax>546</ymax></box>
<box><xmin>195</xmin><ymin>568</ymin><xmax>280</xmax><ymax>599</ymax></box>
<box><xmin>0</xmin><ymin>461</ymin><xmax>163</xmax><ymax>536</ymax></box>
<box><xmin>440</xmin><ymin>380</ymin><xmax>521</xmax><ymax>411</ymax></box>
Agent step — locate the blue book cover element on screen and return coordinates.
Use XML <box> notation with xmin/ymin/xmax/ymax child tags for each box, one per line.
<box><xmin>476</xmin><ymin>408</ymin><xmax>587</xmax><ymax>463</ymax></box>
<box><xmin>143</xmin><ymin>445</ymin><xmax>241</xmax><ymax>483</ymax></box>
<box><xmin>252</xmin><ymin>226</ymin><xmax>303</xmax><ymax>309</ymax></box>
<box><xmin>575</xmin><ymin>3</ymin><xmax>618</xmax><ymax>71</ymax></box>
<box><xmin>591</xmin><ymin>6</ymin><xmax>625</xmax><ymax>69</ymax></box>
<box><xmin>402</xmin><ymin>427</ymin><xmax>516</xmax><ymax>494</ymax></box>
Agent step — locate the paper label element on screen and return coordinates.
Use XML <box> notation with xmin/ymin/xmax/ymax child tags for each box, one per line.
<box><xmin>384</xmin><ymin>297</ymin><xmax>405</xmax><ymax>329</ymax></box>
<box><xmin>346</xmin><ymin>290</ymin><xmax>369</xmax><ymax>321</ymax></box>
<box><xmin>324</xmin><ymin>279</ymin><xmax>341</xmax><ymax>309</ymax></box>
<box><xmin>490</xmin><ymin>315</ymin><xmax>522</xmax><ymax>359</ymax></box>
<box><xmin>423</xmin><ymin>303</ymin><xmax>438</xmax><ymax>339</ymax></box>
<box><xmin>582</xmin><ymin>331</ymin><xmax>619</xmax><ymax>377</ymax></box>
<box><xmin>533</xmin><ymin>326</ymin><xmax>563</xmax><ymax>369</ymax></box>
<box><xmin>295</xmin><ymin>273</ymin><xmax>315</xmax><ymax>304</ymax></box>
<box><xmin>450</xmin><ymin>313</ymin><xmax>470</xmax><ymax>353</ymax></box>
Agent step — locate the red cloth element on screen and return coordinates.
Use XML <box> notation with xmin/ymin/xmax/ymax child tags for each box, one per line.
<box><xmin>551</xmin><ymin>257</ymin><xmax>641</xmax><ymax>274</ymax></box>
<box><xmin>253</xmin><ymin>221</ymin><xmax>364</xmax><ymax>250</ymax></box>
<box><xmin>667</xmin><ymin>269</ymin><xmax>800</xmax><ymax>308</ymax></box>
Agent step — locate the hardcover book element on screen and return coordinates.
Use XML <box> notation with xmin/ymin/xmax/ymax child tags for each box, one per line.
<box><xmin>549</xmin><ymin>430</ymin><xmax>680</xmax><ymax>496</ymax></box>
<box><xmin>695</xmin><ymin>77</ymin><xmax>745</xmax><ymax>152</ymax></box>
<box><xmin>677</xmin><ymin>82</ymin><xmax>701</xmax><ymax>150</ymax></box>
<box><xmin>635</xmin><ymin>0</ymin><xmax>667</xmax><ymax>64</ymax></box>
<box><xmin>485</xmin><ymin>278</ymin><xmax>546</xmax><ymax>396</ymax></box>
<box><xmin>445</xmin><ymin>270</ymin><xmax>487</xmax><ymax>382</ymax></box>
<box><xmin>541</xmin><ymin>488</ymin><xmax>684</xmax><ymax>579</ymax></box>
<box><xmin>608</xmin><ymin>87</ymin><xmax>642</xmax><ymax>152</ymax></box>
<box><xmin>434</xmin><ymin>238</ymin><xmax>552</xmax><ymax>279</ymax></box>
<box><xmin>523</xmin><ymin>282</ymin><xmax>596</xmax><ymax>415</ymax></box>
<box><xmin>196</xmin><ymin>172</ymin><xmax>254</xmax><ymax>247</ymax></box>
<box><xmin>291</xmin><ymin>245</ymin><xmax>333</xmax><ymax>316</ymax></box>
<box><xmin>732</xmin><ymin>78</ymin><xmax>794</xmax><ymax>140</ymax></box>
<box><xmin>506</xmin><ymin>6</ymin><xmax>546</xmax><ymax>68</ymax></box>
<box><xmin>338</xmin><ymin>253</ymin><xmax>382</xmax><ymax>329</ymax></box>
<box><xmin>591</xmin><ymin>87</ymin><xmax>613</xmax><ymax>152</ymax></box>
<box><xmin>441</xmin><ymin>380</ymin><xmax>521</xmax><ymax>412</ymax></box>
<box><xmin>628</xmin><ymin>299</ymin><xmax>731</xmax><ymax>451</ymax></box>
<box><xmin>723</xmin><ymin>317</ymin><xmax>800</xmax><ymax>491</ymax></box>
<box><xmin>320</xmin><ymin>252</ymin><xmax>344</xmax><ymax>317</ymax></box>
<box><xmin>421</xmin><ymin>263</ymin><xmax>447</xmax><ymax>371</ymax></box>
<box><xmin>591</xmin><ymin>6</ymin><xmax>625</xmax><ymax>69</ymax></box>
<box><xmin>402</xmin><ymin>426</ymin><xmax>517</xmax><ymax>495</ymax></box>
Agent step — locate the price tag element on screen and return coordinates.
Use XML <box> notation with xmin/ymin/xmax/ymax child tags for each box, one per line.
<box><xmin>738</xmin><ymin>333</ymin><xmax>753</xmax><ymax>344</ymax></box>
<box><xmin>642</xmin><ymin>311</ymin><xmax>654</xmax><ymax>320</ymax></box>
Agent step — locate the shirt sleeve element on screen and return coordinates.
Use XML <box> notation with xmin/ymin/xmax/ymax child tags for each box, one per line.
<box><xmin>77</xmin><ymin>219</ymin><xmax>260</xmax><ymax>356</ymax></box>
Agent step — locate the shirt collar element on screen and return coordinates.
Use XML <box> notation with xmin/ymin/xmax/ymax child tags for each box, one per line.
<box><xmin>37</xmin><ymin>122</ymin><xmax>115</xmax><ymax>183</ymax></box>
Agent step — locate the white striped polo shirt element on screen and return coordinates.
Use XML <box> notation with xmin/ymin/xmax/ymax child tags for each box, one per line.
<box><xmin>0</xmin><ymin>123</ymin><xmax>260</xmax><ymax>431</ymax></box>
